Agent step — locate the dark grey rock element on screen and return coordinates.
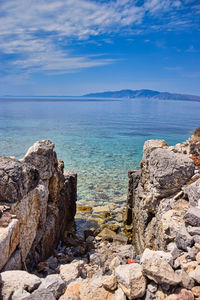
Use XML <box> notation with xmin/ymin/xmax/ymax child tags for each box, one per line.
<box><xmin>125</xmin><ymin>170</ymin><xmax>141</xmax><ymax>225</ymax></box>
<box><xmin>37</xmin><ymin>275</ymin><xmax>66</xmax><ymax>299</ymax></box>
<box><xmin>167</xmin><ymin>242</ymin><xmax>181</xmax><ymax>260</ymax></box>
<box><xmin>183</xmin><ymin>178</ymin><xmax>200</xmax><ymax>207</ymax></box>
<box><xmin>184</xmin><ymin>207</ymin><xmax>200</xmax><ymax>227</ymax></box>
<box><xmin>149</xmin><ymin>148</ymin><xmax>195</xmax><ymax>198</ymax></box>
<box><xmin>23</xmin><ymin>288</ymin><xmax>56</xmax><ymax>300</ymax></box>
<box><xmin>175</xmin><ymin>227</ymin><xmax>194</xmax><ymax>251</ymax></box>
<box><xmin>187</xmin><ymin>226</ymin><xmax>200</xmax><ymax>236</ymax></box>
<box><xmin>0</xmin><ymin>157</ymin><xmax>39</xmax><ymax>203</ymax></box>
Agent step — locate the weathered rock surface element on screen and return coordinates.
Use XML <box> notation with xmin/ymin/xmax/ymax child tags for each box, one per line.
<box><xmin>141</xmin><ymin>249</ymin><xmax>180</xmax><ymax>285</ymax></box>
<box><xmin>115</xmin><ymin>263</ymin><xmax>146</xmax><ymax>299</ymax></box>
<box><xmin>125</xmin><ymin>138</ymin><xmax>196</xmax><ymax>253</ymax></box>
<box><xmin>0</xmin><ymin>140</ymin><xmax>77</xmax><ymax>271</ymax></box>
<box><xmin>1</xmin><ymin>270</ymin><xmax>41</xmax><ymax>300</ymax></box>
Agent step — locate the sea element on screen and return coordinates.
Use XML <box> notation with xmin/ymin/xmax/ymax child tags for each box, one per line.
<box><xmin>0</xmin><ymin>97</ymin><xmax>199</xmax><ymax>205</ymax></box>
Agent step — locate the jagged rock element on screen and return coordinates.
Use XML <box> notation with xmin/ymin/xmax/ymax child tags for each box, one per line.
<box><xmin>141</xmin><ymin>249</ymin><xmax>180</xmax><ymax>285</ymax></box>
<box><xmin>1</xmin><ymin>270</ymin><xmax>41</xmax><ymax>300</ymax></box>
<box><xmin>114</xmin><ymin>244</ymin><xmax>136</xmax><ymax>259</ymax></box>
<box><xmin>59</xmin><ymin>260</ymin><xmax>85</xmax><ymax>285</ymax></box>
<box><xmin>3</xmin><ymin>249</ymin><xmax>22</xmax><ymax>271</ymax></box>
<box><xmin>185</xmin><ymin>246</ymin><xmax>198</xmax><ymax>260</ymax></box>
<box><xmin>126</xmin><ymin>170</ymin><xmax>141</xmax><ymax>225</ymax></box>
<box><xmin>187</xmin><ymin>226</ymin><xmax>200</xmax><ymax>236</ymax></box>
<box><xmin>0</xmin><ymin>157</ymin><xmax>39</xmax><ymax>203</ymax></box>
<box><xmin>60</xmin><ymin>277</ymin><xmax>115</xmax><ymax>300</ymax></box>
<box><xmin>175</xmin><ymin>269</ymin><xmax>195</xmax><ymax>289</ymax></box>
<box><xmin>189</xmin><ymin>265</ymin><xmax>200</xmax><ymax>284</ymax></box>
<box><xmin>175</xmin><ymin>227</ymin><xmax>194</xmax><ymax>251</ymax></box>
<box><xmin>184</xmin><ymin>207</ymin><xmax>200</xmax><ymax>227</ymax></box>
<box><xmin>0</xmin><ymin>140</ymin><xmax>77</xmax><ymax>271</ymax></box>
<box><xmin>167</xmin><ymin>243</ymin><xmax>181</xmax><ymax>260</ymax></box>
<box><xmin>147</xmin><ymin>282</ymin><xmax>158</xmax><ymax>293</ymax></box>
<box><xmin>37</xmin><ymin>275</ymin><xmax>66</xmax><ymax>299</ymax></box>
<box><xmin>148</xmin><ymin>148</ymin><xmax>194</xmax><ymax>198</ymax></box>
<box><xmin>22</xmin><ymin>288</ymin><xmax>56</xmax><ymax>300</ymax></box>
<box><xmin>190</xmin><ymin>141</ymin><xmax>200</xmax><ymax>156</ymax></box>
<box><xmin>102</xmin><ymin>275</ymin><xmax>117</xmax><ymax>291</ymax></box>
<box><xmin>126</xmin><ymin>139</ymin><xmax>195</xmax><ymax>254</ymax></box>
<box><xmin>0</xmin><ymin>218</ymin><xmax>20</xmax><ymax>270</ymax></box>
<box><xmin>183</xmin><ymin>178</ymin><xmax>200</xmax><ymax>207</ymax></box>
<box><xmin>164</xmin><ymin>288</ymin><xmax>194</xmax><ymax>300</ymax></box>
<box><xmin>115</xmin><ymin>263</ymin><xmax>146</xmax><ymax>299</ymax></box>
<box><xmin>12</xmin><ymin>287</ymin><xmax>30</xmax><ymax>300</ymax></box>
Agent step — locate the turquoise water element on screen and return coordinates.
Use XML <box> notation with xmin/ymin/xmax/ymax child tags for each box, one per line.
<box><xmin>0</xmin><ymin>98</ymin><xmax>199</xmax><ymax>203</ymax></box>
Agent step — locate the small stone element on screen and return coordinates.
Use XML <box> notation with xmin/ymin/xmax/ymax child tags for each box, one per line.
<box><xmin>97</xmin><ymin>228</ymin><xmax>116</xmax><ymax>242</ymax></box>
<box><xmin>115</xmin><ymin>263</ymin><xmax>146</xmax><ymax>299</ymax></box>
<box><xmin>175</xmin><ymin>269</ymin><xmax>195</xmax><ymax>289</ymax></box>
<box><xmin>185</xmin><ymin>246</ymin><xmax>198</xmax><ymax>260</ymax></box>
<box><xmin>194</xmin><ymin>235</ymin><xmax>200</xmax><ymax>243</ymax></box>
<box><xmin>189</xmin><ymin>265</ymin><xmax>200</xmax><ymax>284</ymax></box>
<box><xmin>22</xmin><ymin>288</ymin><xmax>56</xmax><ymax>300</ymax></box>
<box><xmin>175</xmin><ymin>227</ymin><xmax>194</xmax><ymax>251</ymax></box>
<box><xmin>77</xmin><ymin>205</ymin><xmax>92</xmax><ymax>212</ymax></box>
<box><xmin>109</xmin><ymin>256</ymin><xmax>123</xmax><ymax>271</ymax></box>
<box><xmin>59</xmin><ymin>260</ymin><xmax>84</xmax><ymax>285</ymax></box>
<box><xmin>192</xmin><ymin>286</ymin><xmax>200</xmax><ymax>297</ymax></box>
<box><xmin>167</xmin><ymin>242</ymin><xmax>181</xmax><ymax>260</ymax></box>
<box><xmin>187</xmin><ymin>226</ymin><xmax>200</xmax><ymax>236</ymax></box>
<box><xmin>102</xmin><ymin>275</ymin><xmax>117</xmax><ymax>291</ymax></box>
<box><xmin>184</xmin><ymin>207</ymin><xmax>200</xmax><ymax>227</ymax></box>
<box><xmin>37</xmin><ymin>275</ymin><xmax>66</xmax><ymax>298</ymax></box>
<box><xmin>86</xmin><ymin>236</ymin><xmax>95</xmax><ymax>243</ymax></box>
<box><xmin>147</xmin><ymin>281</ymin><xmax>158</xmax><ymax>293</ymax></box>
<box><xmin>164</xmin><ymin>288</ymin><xmax>194</xmax><ymax>300</ymax></box>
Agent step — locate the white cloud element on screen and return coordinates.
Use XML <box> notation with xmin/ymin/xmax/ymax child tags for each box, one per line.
<box><xmin>0</xmin><ymin>0</ymin><xmax>198</xmax><ymax>75</ymax></box>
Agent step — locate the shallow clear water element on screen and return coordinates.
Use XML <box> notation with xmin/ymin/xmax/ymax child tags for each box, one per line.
<box><xmin>0</xmin><ymin>97</ymin><xmax>199</xmax><ymax>204</ymax></box>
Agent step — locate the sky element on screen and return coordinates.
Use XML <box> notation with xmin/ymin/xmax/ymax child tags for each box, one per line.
<box><xmin>0</xmin><ymin>0</ymin><xmax>200</xmax><ymax>96</ymax></box>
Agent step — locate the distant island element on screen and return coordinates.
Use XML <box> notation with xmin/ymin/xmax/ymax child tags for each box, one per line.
<box><xmin>83</xmin><ymin>89</ymin><xmax>200</xmax><ymax>101</ymax></box>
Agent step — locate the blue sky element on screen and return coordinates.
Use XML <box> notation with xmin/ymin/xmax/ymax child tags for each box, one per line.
<box><xmin>0</xmin><ymin>0</ymin><xmax>200</xmax><ymax>96</ymax></box>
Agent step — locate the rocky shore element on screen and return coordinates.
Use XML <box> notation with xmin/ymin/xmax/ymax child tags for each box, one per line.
<box><xmin>0</xmin><ymin>130</ymin><xmax>200</xmax><ymax>299</ymax></box>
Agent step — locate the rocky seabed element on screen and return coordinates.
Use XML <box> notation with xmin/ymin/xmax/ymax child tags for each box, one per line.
<box><xmin>0</xmin><ymin>134</ymin><xmax>200</xmax><ymax>300</ymax></box>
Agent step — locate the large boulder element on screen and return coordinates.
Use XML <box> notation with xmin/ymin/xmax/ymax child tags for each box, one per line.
<box><xmin>1</xmin><ymin>270</ymin><xmax>41</xmax><ymax>300</ymax></box>
<box><xmin>141</xmin><ymin>249</ymin><xmax>180</xmax><ymax>286</ymax></box>
<box><xmin>0</xmin><ymin>140</ymin><xmax>77</xmax><ymax>271</ymax></box>
<box><xmin>148</xmin><ymin>148</ymin><xmax>195</xmax><ymax>198</ymax></box>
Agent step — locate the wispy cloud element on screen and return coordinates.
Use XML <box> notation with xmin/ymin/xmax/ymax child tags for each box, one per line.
<box><xmin>0</xmin><ymin>0</ymin><xmax>199</xmax><ymax>75</ymax></box>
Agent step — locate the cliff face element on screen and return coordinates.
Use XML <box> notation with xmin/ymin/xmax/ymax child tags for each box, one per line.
<box><xmin>126</xmin><ymin>138</ymin><xmax>200</xmax><ymax>254</ymax></box>
<box><xmin>0</xmin><ymin>140</ymin><xmax>77</xmax><ymax>272</ymax></box>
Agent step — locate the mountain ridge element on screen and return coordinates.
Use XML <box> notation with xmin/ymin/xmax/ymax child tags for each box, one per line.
<box><xmin>83</xmin><ymin>89</ymin><xmax>200</xmax><ymax>101</ymax></box>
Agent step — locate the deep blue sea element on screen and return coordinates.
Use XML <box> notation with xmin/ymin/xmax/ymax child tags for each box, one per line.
<box><xmin>0</xmin><ymin>97</ymin><xmax>199</xmax><ymax>204</ymax></box>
